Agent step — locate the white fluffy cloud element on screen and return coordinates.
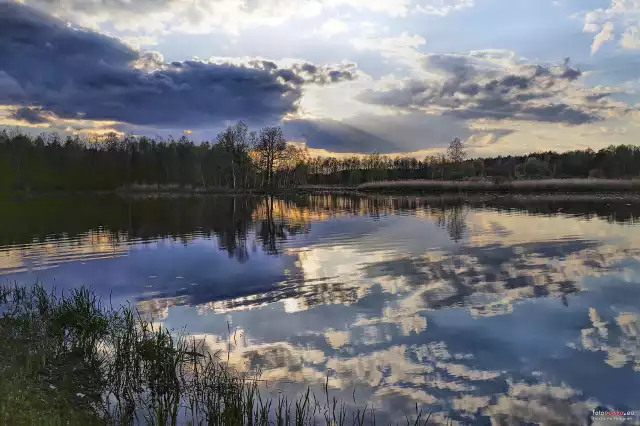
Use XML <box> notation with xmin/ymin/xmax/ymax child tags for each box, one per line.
<box><xmin>583</xmin><ymin>0</ymin><xmax>640</xmax><ymax>54</ymax></box>
<box><xmin>591</xmin><ymin>21</ymin><xmax>615</xmax><ymax>55</ymax></box>
<box><xmin>22</xmin><ymin>0</ymin><xmax>474</xmax><ymax>36</ymax></box>
<box><xmin>621</xmin><ymin>25</ymin><xmax>640</xmax><ymax>49</ymax></box>
<box><xmin>319</xmin><ymin>18</ymin><xmax>350</xmax><ymax>37</ymax></box>
<box><xmin>351</xmin><ymin>32</ymin><xmax>428</xmax><ymax>77</ymax></box>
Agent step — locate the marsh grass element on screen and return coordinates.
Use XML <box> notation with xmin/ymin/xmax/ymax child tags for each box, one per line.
<box><xmin>358</xmin><ymin>178</ymin><xmax>640</xmax><ymax>193</ymax></box>
<box><xmin>0</xmin><ymin>284</ymin><xmax>435</xmax><ymax>426</ymax></box>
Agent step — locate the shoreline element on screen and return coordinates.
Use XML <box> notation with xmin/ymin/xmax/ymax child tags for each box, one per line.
<box><xmin>358</xmin><ymin>178</ymin><xmax>640</xmax><ymax>193</ymax></box>
<box><xmin>5</xmin><ymin>179</ymin><xmax>640</xmax><ymax>200</ymax></box>
<box><xmin>368</xmin><ymin>192</ymin><xmax>640</xmax><ymax>204</ymax></box>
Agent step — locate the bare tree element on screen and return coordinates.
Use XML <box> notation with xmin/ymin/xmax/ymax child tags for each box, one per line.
<box><xmin>216</xmin><ymin>121</ymin><xmax>250</xmax><ymax>189</ymax></box>
<box><xmin>447</xmin><ymin>137</ymin><xmax>467</xmax><ymax>164</ymax></box>
<box><xmin>255</xmin><ymin>126</ymin><xmax>287</xmax><ymax>189</ymax></box>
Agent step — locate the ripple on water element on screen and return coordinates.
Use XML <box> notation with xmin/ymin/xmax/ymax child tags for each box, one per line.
<box><xmin>1</xmin><ymin>195</ymin><xmax>640</xmax><ymax>424</ymax></box>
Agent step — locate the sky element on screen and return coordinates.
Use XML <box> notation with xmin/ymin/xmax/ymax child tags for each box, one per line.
<box><xmin>1</xmin><ymin>0</ymin><xmax>639</xmax><ymax>157</ymax></box>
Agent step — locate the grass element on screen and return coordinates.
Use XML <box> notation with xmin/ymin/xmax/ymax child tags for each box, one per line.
<box><xmin>358</xmin><ymin>178</ymin><xmax>640</xmax><ymax>193</ymax></box>
<box><xmin>0</xmin><ymin>284</ymin><xmax>436</xmax><ymax>426</ymax></box>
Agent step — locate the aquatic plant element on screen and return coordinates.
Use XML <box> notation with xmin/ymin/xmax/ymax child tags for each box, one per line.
<box><xmin>358</xmin><ymin>178</ymin><xmax>640</xmax><ymax>193</ymax></box>
<box><xmin>0</xmin><ymin>284</ymin><xmax>436</xmax><ymax>425</ymax></box>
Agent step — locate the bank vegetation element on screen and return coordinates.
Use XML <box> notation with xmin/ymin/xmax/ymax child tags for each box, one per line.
<box><xmin>3</xmin><ymin>125</ymin><xmax>640</xmax><ymax>193</ymax></box>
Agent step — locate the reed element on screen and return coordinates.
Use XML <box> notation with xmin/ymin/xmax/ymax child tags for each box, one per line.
<box><xmin>0</xmin><ymin>284</ymin><xmax>434</xmax><ymax>425</ymax></box>
<box><xmin>358</xmin><ymin>178</ymin><xmax>640</xmax><ymax>193</ymax></box>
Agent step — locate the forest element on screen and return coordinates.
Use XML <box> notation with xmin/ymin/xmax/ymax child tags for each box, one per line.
<box><xmin>1</xmin><ymin>121</ymin><xmax>640</xmax><ymax>191</ymax></box>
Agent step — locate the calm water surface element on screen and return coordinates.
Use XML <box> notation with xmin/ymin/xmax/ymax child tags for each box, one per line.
<box><xmin>1</xmin><ymin>194</ymin><xmax>640</xmax><ymax>425</ymax></box>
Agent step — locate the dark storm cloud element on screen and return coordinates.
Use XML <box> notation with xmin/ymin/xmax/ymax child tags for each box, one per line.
<box><xmin>357</xmin><ymin>53</ymin><xmax>600</xmax><ymax>125</ymax></box>
<box><xmin>0</xmin><ymin>2</ymin><xmax>357</xmax><ymax>128</ymax></box>
<box><xmin>11</xmin><ymin>107</ymin><xmax>54</xmax><ymax>124</ymax></box>
<box><xmin>520</xmin><ymin>104</ymin><xmax>599</xmax><ymax>124</ymax></box>
<box><xmin>446</xmin><ymin>102</ymin><xmax>600</xmax><ymax>125</ymax></box>
<box><xmin>283</xmin><ymin>118</ymin><xmax>402</xmax><ymax>153</ymax></box>
<box><xmin>291</xmin><ymin>63</ymin><xmax>357</xmax><ymax>85</ymax></box>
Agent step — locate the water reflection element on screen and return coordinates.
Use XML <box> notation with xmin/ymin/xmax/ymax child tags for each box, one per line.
<box><xmin>1</xmin><ymin>194</ymin><xmax>640</xmax><ymax>424</ymax></box>
<box><xmin>579</xmin><ymin>309</ymin><xmax>640</xmax><ymax>372</ymax></box>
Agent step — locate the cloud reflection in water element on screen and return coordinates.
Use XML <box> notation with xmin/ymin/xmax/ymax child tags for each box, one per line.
<box><xmin>2</xmin><ymin>194</ymin><xmax>640</xmax><ymax>423</ymax></box>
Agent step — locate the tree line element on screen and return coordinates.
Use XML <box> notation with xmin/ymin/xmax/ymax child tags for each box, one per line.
<box><xmin>1</xmin><ymin>122</ymin><xmax>640</xmax><ymax>191</ymax></box>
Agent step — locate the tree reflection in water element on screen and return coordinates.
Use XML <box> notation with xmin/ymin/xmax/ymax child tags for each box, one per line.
<box><xmin>3</xmin><ymin>194</ymin><xmax>640</xmax><ymax>424</ymax></box>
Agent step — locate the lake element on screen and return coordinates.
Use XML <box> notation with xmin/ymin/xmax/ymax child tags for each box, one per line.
<box><xmin>1</xmin><ymin>194</ymin><xmax>639</xmax><ymax>425</ymax></box>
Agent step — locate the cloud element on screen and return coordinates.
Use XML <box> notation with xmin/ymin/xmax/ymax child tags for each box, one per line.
<box><xmin>621</xmin><ymin>25</ymin><xmax>640</xmax><ymax>49</ymax></box>
<box><xmin>0</xmin><ymin>2</ymin><xmax>357</xmax><ymax>128</ymax></box>
<box><xmin>283</xmin><ymin>108</ymin><xmax>477</xmax><ymax>154</ymax></box>
<box><xmin>0</xmin><ymin>104</ymin><xmax>124</xmax><ymax>136</ymax></box>
<box><xmin>351</xmin><ymin>32</ymin><xmax>427</xmax><ymax>60</ymax></box>
<box><xmin>442</xmin><ymin>100</ymin><xmax>600</xmax><ymax>125</ymax></box>
<box><xmin>351</xmin><ymin>32</ymin><xmax>428</xmax><ymax>77</ymax></box>
<box><xmin>11</xmin><ymin>107</ymin><xmax>55</xmax><ymax>124</ymax></box>
<box><xmin>592</xmin><ymin>22</ymin><xmax>615</xmax><ymax>55</ymax></box>
<box><xmin>21</xmin><ymin>0</ymin><xmax>474</xmax><ymax>35</ymax></box>
<box><xmin>356</xmin><ymin>53</ymin><xmax>605</xmax><ymax>125</ymax></box>
<box><xmin>345</xmin><ymin>110</ymin><xmax>473</xmax><ymax>152</ymax></box>
<box><xmin>320</xmin><ymin>18</ymin><xmax>350</xmax><ymax>37</ymax></box>
<box><xmin>583</xmin><ymin>0</ymin><xmax>640</xmax><ymax>53</ymax></box>
<box><xmin>0</xmin><ymin>72</ymin><xmax>24</xmax><ymax>100</ymax></box>
<box><xmin>283</xmin><ymin>117</ymin><xmax>402</xmax><ymax>153</ymax></box>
